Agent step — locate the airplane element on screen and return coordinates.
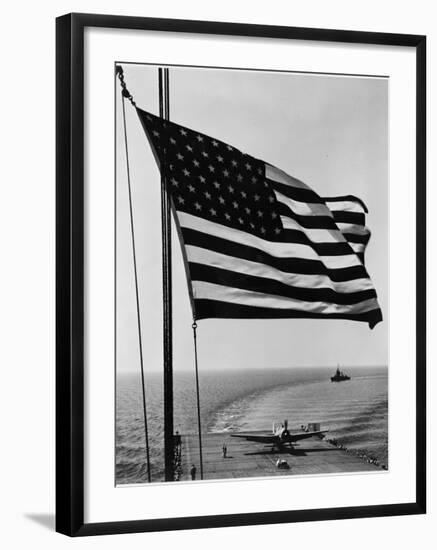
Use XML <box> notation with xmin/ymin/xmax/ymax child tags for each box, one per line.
<box><xmin>230</xmin><ymin>420</ymin><xmax>328</xmax><ymax>451</ymax></box>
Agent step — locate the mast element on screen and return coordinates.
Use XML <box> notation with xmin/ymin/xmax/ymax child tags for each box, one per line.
<box><xmin>159</xmin><ymin>67</ymin><xmax>174</xmax><ymax>481</ymax></box>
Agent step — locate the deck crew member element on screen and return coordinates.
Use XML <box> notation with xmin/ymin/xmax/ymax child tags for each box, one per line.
<box><xmin>190</xmin><ymin>464</ymin><xmax>197</xmax><ymax>480</ymax></box>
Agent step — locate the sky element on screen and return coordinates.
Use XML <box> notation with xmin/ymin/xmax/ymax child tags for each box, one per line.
<box><xmin>116</xmin><ymin>64</ymin><xmax>388</xmax><ymax>373</ymax></box>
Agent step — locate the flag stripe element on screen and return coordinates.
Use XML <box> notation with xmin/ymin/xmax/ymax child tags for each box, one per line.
<box><xmin>349</xmin><ymin>242</ymin><xmax>366</xmax><ymax>255</ymax></box>
<box><xmin>194</xmin><ymin>299</ymin><xmax>382</xmax><ymax>327</ymax></box>
<box><xmin>265</xmin><ymin>164</ymin><xmax>310</xmax><ymax>190</ymax></box>
<box><xmin>186</xmin><ymin>245</ymin><xmax>374</xmax><ymax>293</ymax></box>
<box><xmin>342</xmin><ymin>232</ymin><xmax>371</xmax><ymax>245</ymax></box>
<box><xmin>192</xmin><ymin>281</ymin><xmax>380</xmax><ymax>314</ymax></box>
<box><xmin>336</xmin><ymin>223</ymin><xmax>371</xmax><ymax>236</ymax></box>
<box><xmin>277</xmin><ymin>229</ymin><xmax>355</xmax><ymax>255</ymax></box>
<box><xmin>181</xmin><ymin>227</ymin><xmax>369</xmax><ymax>281</ymax></box>
<box><xmin>275</xmin><ymin>190</ymin><xmax>335</xmax><ymax>218</ymax></box>
<box><xmin>332</xmin><ymin>211</ymin><xmax>366</xmax><ymax>225</ymax></box>
<box><xmin>325</xmin><ymin>200</ymin><xmax>366</xmax><ymax>214</ymax></box>
<box><xmin>323</xmin><ymin>195</ymin><xmax>369</xmax><ymax>213</ymax></box>
<box><xmin>268</xmin><ymin>179</ymin><xmax>324</xmax><ymax>205</ymax></box>
<box><xmin>189</xmin><ymin>263</ymin><xmax>377</xmax><ymax>305</ymax></box>
<box><xmin>178</xmin><ymin>212</ymin><xmax>362</xmax><ymax>269</ymax></box>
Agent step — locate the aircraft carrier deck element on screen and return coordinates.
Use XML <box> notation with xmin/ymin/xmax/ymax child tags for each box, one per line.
<box><xmin>176</xmin><ymin>432</ymin><xmax>384</xmax><ymax>481</ymax></box>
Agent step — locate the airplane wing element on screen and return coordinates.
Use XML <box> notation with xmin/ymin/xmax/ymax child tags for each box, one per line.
<box><xmin>230</xmin><ymin>431</ymin><xmax>276</xmax><ymax>444</ymax></box>
<box><xmin>289</xmin><ymin>430</ymin><xmax>327</xmax><ymax>442</ymax></box>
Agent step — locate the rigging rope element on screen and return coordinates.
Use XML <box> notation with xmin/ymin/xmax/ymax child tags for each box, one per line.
<box><xmin>119</xmin><ymin>69</ymin><xmax>152</xmax><ymax>483</ymax></box>
<box><xmin>192</xmin><ymin>321</ymin><xmax>204</xmax><ymax>480</ymax></box>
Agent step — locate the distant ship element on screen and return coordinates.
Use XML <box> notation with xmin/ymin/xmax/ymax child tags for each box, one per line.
<box><xmin>331</xmin><ymin>366</ymin><xmax>351</xmax><ymax>382</ymax></box>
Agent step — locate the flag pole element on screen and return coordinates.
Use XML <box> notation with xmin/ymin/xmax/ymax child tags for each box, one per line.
<box><xmin>159</xmin><ymin>67</ymin><xmax>174</xmax><ymax>482</ymax></box>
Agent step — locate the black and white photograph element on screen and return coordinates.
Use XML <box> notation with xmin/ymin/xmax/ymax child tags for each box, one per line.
<box><xmin>115</xmin><ymin>63</ymin><xmax>388</xmax><ymax>485</ymax></box>
<box><xmin>0</xmin><ymin>2</ymin><xmax>430</xmax><ymax>546</ymax></box>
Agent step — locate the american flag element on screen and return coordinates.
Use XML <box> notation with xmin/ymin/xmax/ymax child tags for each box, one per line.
<box><xmin>137</xmin><ymin>107</ymin><xmax>382</xmax><ymax>329</ymax></box>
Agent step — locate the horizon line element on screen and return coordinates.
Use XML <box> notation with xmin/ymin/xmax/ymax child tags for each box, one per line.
<box><xmin>117</xmin><ymin>364</ymin><xmax>388</xmax><ymax>374</ymax></box>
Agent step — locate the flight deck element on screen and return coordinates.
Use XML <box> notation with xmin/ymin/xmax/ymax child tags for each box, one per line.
<box><xmin>176</xmin><ymin>431</ymin><xmax>383</xmax><ymax>481</ymax></box>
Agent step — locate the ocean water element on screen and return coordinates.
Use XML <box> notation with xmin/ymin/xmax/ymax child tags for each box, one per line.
<box><xmin>116</xmin><ymin>366</ymin><xmax>388</xmax><ymax>484</ymax></box>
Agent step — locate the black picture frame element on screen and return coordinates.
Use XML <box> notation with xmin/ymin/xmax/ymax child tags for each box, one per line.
<box><xmin>56</xmin><ymin>12</ymin><xmax>426</xmax><ymax>536</ymax></box>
